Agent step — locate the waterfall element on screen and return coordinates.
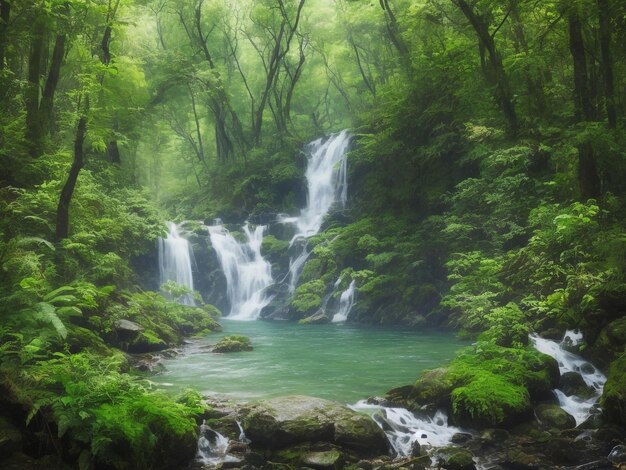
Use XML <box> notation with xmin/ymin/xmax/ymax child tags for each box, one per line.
<box><xmin>208</xmin><ymin>223</ymin><xmax>274</xmax><ymax>321</ymax></box>
<box><xmin>332</xmin><ymin>280</ymin><xmax>356</xmax><ymax>323</ymax></box>
<box><xmin>530</xmin><ymin>330</ymin><xmax>606</xmax><ymax>425</ymax></box>
<box><xmin>158</xmin><ymin>222</ymin><xmax>195</xmax><ymax>306</ymax></box>
<box><xmin>195</xmin><ymin>422</ymin><xmax>241</xmax><ymax>467</ymax></box>
<box><xmin>280</xmin><ymin>130</ymin><xmax>351</xmax><ymax>289</ymax></box>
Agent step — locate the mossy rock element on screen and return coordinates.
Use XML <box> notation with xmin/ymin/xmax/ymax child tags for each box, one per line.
<box><xmin>534</xmin><ymin>404</ymin><xmax>576</xmax><ymax>430</ymax></box>
<box><xmin>445</xmin><ymin>343</ymin><xmax>558</xmax><ymax>427</ymax></box>
<box><xmin>291</xmin><ymin>280</ymin><xmax>327</xmax><ymax>315</ymax></box>
<box><xmin>128</xmin><ymin>330</ymin><xmax>168</xmax><ymax>353</ymax></box>
<box><xmin>451</xmin><ymin>373</ymin><xmax>531</xmax><ymax>427</ymax></box>
<box><xmin>240</xmin><ymin>396</ymin><xmax>388</xmax><ymax>457</ymax></box>
<box><xmin>433</xmin><ymin>447</ymin><xmax>475</xmax><ymax>470</ymax></box>
<box><xmin>212</xmin><ymin>335</ymin><xmax>253</xmax><ymax>353</ymax></box>
<box><xmin>601</xmin><ymin>354</ymin><xmax>626</xmax><ymax>426</ymax></box>
<box><xmin>66</xmin><ymin>326</ymin><xmax>111</xmax><ymax>355</ymax></box>
<box><xmin>558</xmin><ymin>371</ymin><xmax>596</xmax><ymax>399</ymax></box>
<box><xmin>413</xmin><ymin>368</ymin><xmax>454</xmax><ymax>407</ymax></box>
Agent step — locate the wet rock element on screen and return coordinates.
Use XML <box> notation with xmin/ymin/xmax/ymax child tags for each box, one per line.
<box><xmin>239</xmin><ymin>395</ymin><xmax>388</xmax><ymax>457</ymax></box>
<box><xmin>545</xmin><ymin>437</ymin><xmax>580</xmax><ymax>464</ymax></box>
<box><xmin>451</xmin><ymin>432</ymin><xmax>473</xmax><ymax>445</ymax></box>
<box><xmin>433</xmin><ymin>447</ymin><xmax>475</xmax><ymax>470</ymax></box>
<box><xmin>579</xmin><ymin>362</ymin><xmax>596</xmax><ymax>375</ymax></box>
<box><xmin>212</xmin><ymin>335</ymin><xmax>253</xmax><ymax>353</ymax></box>
<box><xmin>480</xmin><ymin>428</ymin><xmax>510</xmax><ymax>443</ymax></box>
<box><xmin>540</xmin><ymin>328</ymin><xmax>564</xmax><ymax>340</ymax></box>
<box><xmin>608</xmin><ymin>445</ymin><xmax>626</xmax><ymax>467</ymax></box>
<box><xmin>559</xmin><ymin>371</ymin><xmax>596</xmax><ymax>399</ymax></box>
<box><xmin>535</xmin><ymin>404</ymin><xmax>576</xmax><ymax>430</ymax></box>
<box><xmin>601</xmin><ymin>355</ymin><xmax>626</xmax><ymax>425</ymax></box>
<box><xmin>302</xmin><ymin>449</ymin><xmax>343</xmax><ymax>469</ymax></box>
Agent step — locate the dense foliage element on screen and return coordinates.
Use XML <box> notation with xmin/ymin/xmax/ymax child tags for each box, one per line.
<box><xmin>1</xmin><ymin>0</ymin><xmax>626</xmax><ymax>467</ymax></box>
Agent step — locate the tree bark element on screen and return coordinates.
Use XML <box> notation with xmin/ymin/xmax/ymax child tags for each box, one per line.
<box><xmin>597</xmin><ymin>0</ymin><xmax>616</xmax><ymax>128</ymax></box>
<box><xmin>55</xmin><ymin>109</ymin><xmax>88</xmax><ymax>242</ymax></box>
<box><xmin>568</xmin><ymin>10</ymin><xmax>601</xmax><ymax>199</ymax></box>
<box><xmin>39</xmin><ymin>33</ymin><xmax>66</xmax><ymax>134</ymax></box>
<box><xmin>25</xmin><ymin>18</ymin><xmax>46</xmax><ymax>157</ymax></box>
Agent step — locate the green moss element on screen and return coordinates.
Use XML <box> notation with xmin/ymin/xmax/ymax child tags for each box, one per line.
<box><xmin>212</xmin><ymin>335</ymin><xmax>253</xmax><ymax>353</ymax></box>
<box><xmin>262</xmin><ymin>235</ymin><xmax>290</xmax><ymax>258</ymax></box>
<box><xmin>443</xmin><ymin>343</ymin><xmax>557</xmax><ymax>426</ymax></box>
<box><xmin>451</xmin><ymin>372</ymin><xmax>530</xmax><ymax>426</ymax></box>
<box><xmin>601</xmin><ymin>353</ymin><xmax>626</xmax><ymax>425</ymax></box>
<box><xmin>291</xmin><ymin>279</ymin><xmax>326</xmax><ymax>314</ymax></box>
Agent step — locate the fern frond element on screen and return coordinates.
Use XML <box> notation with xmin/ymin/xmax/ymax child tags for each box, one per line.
<box><xmin>15</xmin><ymin>236</ymin><xmax>55</xmax><ymax>251</ymax></box>
<box><xmin>34</xmin><ymin>302</ymin><xmax>68</xmax><ymax>339</ymax></box>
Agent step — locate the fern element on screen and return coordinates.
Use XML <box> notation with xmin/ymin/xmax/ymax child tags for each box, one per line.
<box><xmin>33</xmin><ymin>302</ymin><xmax>68</xmax><ymax>339</ymax></box>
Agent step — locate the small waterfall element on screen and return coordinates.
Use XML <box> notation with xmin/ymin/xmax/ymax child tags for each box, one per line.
<box><xmin>350</xmin><ymin>401</ymin><xmax>464</xmax><ymax>456</ymax></box>
<box><xmin>530</xmin><ymin>330</ymin><xmax>606</xmax><ymax>425</ymax></box>
<box><xmin>158</xmin><ymin>222</ymin><xmax>195</xmax><ymax>306</ymax></box>
<box><xmin>195</xmin><ymin>422</ymin><xmax>241</xmax><ymax>467</ymax></box>
<box><xmin>332</xmin><ymin>280</ymin><xmax>356</xmax><ymax>323</ymax></box>
<box><xmin>208</xmin><ymin>223</ymin><xmax>274</xmax><ymax>321</ymax></box>
<box><xmin>280</xmin><ymin>130</ymin><xmax>351</xmax><ymax>288</ymax></box>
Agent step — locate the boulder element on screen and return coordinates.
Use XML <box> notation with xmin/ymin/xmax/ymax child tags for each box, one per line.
<box><xmin>559</xmin><ymin>371</ymin><xmax>596</xmax><ymax>399</ymax></box>
<box><xmin>608</xmin><ymin>444</ymin><xmax>626</xmax><ymax>468</ymax></box>
<box><xmin>240</xmin><ymin>395</ymin><xmax>388</xmax><ymax>457</ymax></box>
<box><xmin>212</xmin><ymin>335</ymin><xmax>253</xmax><ymax>353</ymax></box>
<box><xmin>302</xmin><ymin>449</ymin><xmax>343</xmax><ymax>469</ymax></box>
<box><xmin>433</xmin><ymin>447</ymin><xmax>476</xmax><ymax>470</ymax></box>
<box><xmin>534</xmin><ymin>404</ymin><xmax>576</xmax><ymax>430</ymax></box>
<box><xmin>601</xmin><ymin>355</ymin><xmax>626</xmax><ymax>426</ymax></box>
<box><xmin>114</xmin><ymin>319</ymin><xmax>142</xmax><ymax>340</ymax></box>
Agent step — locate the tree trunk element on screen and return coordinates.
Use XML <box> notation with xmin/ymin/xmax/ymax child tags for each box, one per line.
<box><xmin>40</xmin><ymin>33</ymin><xmax>66</xmax><ymax>134</ymax></box>
<box><xmin>454</xmin><ymin>0</ymin><xmax>518</xmax><ymax>132</ymax></box>
<box><xmin>25</xmin><ymin>18</ymin><xmax>46</xmax><ymax>157</ymax></box>
<box><xmin>106</xmin><ymin>140</ymin><xmax>121</xmax><ymax>165</ymax></box>
<box><xmin>597</xmin><ymin>0</ymin><xmax>616</xmax><ymax>128</ymax></box>
<box><xmin>55</xmin><ymin>111</ymin><xmax>88</xmax><ymax>242</ymax></box>
<box><xmin>0</xmin><ymin>0</ymin><xmax>10</xmax><ymax>69</ymax></box>
<box><xmin>568</xmin><ymin>10</ymin><xmax>601</xmax><ymax>199</ymax></box>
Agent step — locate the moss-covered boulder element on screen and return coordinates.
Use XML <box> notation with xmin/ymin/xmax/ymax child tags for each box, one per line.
<box><xmin>534</xmin><ymin>404</ymin><xmax>576</xmax><ymax>430</ymax></box>
<box><xmin>128</xmin><ymin>330</ymin><xmax>168</xmax><ymax>353</ymax></box>
<box><xmin>212</xmin><ymin>335</ymin><xmax>253</xmax><ymax>353</ymax></box>
<box><xmin>558</xmin><ymin>371</ymin><xmax>596</xmax><ymax>399</ymax></box>
<box><xmin>445</xmin><ymin>343</ymin><xmax>558</xmax><ymax>427</ymax></box>
<box><xmin>590</xmin><ymin>318</ymin><xmax>626</xmax><ymax>368</ymax></box>
<box><xmin>601</xmin><ymin>354</ymin><xmax>626</xmax><ymax>426</ymax></box>
<box><xmin>433</xmin><ymin>447</ymin><xmax>475</xmax><ymax>470</ymax></box>
<box><xmin>239</xmin><ymin>395</ymin><xmax>388</xmax><ymax>457</ymax></box>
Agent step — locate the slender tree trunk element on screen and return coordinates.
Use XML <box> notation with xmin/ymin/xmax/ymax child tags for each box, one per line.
<box><xmin>597</xmin><ymin>0</ymin><xmax>616</xmax><ymax>128</ymax></box>
<box><xmin>25</xmin><ymin>19</ymin><xmax>46</xmax><ymax>157</ymax></box>
<box><xmin>0</xmin><ymin>0</ymin><xmax>10</xmax><ymax>69</ymax></box>
<box><xmin>55</xmin><ymin>107</ymin><xmax>88</xmax><ymax>242</ymax></box>
<box><xmin>454</xmin><ymin>0</ymin><xmax>517</xmax><ymax>132</ymax></box>
<box><xmin>40</xmin><ymin>33</ymin><xmax>66</xmax><ymax>134</ymax></box>
<box><xmin>568</xmin><ymin>11</ymin><xmax>601</xmax><ymax>199</ymax></box>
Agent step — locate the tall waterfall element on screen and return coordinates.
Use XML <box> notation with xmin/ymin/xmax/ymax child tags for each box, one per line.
<box><xmin>158</xmin><ymin>222</ymin><xmax>195</xmax><ymax>305</ymax></box>
<box><xmin>281</xmin><ymin>130</ymin><xmax>351</xmax><ymax>290</ymax></box>
<box><xmin>208</xmin><ymin>223</ymin><xmax>273</xmax><ymax>321</ymax></box>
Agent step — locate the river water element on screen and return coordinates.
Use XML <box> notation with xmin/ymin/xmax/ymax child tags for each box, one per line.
<box><xmin>154</xmin><ymin>319</ymin><xmax>466</xmax><ymax>403</ymax></box>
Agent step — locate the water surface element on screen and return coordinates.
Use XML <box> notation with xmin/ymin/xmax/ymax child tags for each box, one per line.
<box><xmin>155</xmin><ymin>320</ymin><xmax>466</xmax><ymax>403</ymax></box>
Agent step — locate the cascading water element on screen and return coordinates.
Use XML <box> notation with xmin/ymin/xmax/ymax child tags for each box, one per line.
<box><xmin>195</xmin><ymin>421</ymin><xmax>242</xmax><ymax>467</ymax></box>
<box><xmin>531</xmin><ymin>330</ymin><xmax>606</xmax><ymax>425</ymax></box>
<box><xmin>350</xmin><ymin>401</ymin><xmax>465</xmax><ymax>456</ymax></box>
<box><xmin>208</xmin><ymin>223</ymin><xmax>274</xmax><ymax>321</ymax></box>
<box><xmin>280</xmin><ymin>130</ymin><xmax>351</xmax><ymax>290</ymax></box>
<box><xmin>332</xmin><ymin>280</ymin><xmax>356</xmax><ymax>323</ymax></box>
<box><xmin>158</xmin><ymin>222</ymin><xmax>195</xmax><ymax>305</ymax></box>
